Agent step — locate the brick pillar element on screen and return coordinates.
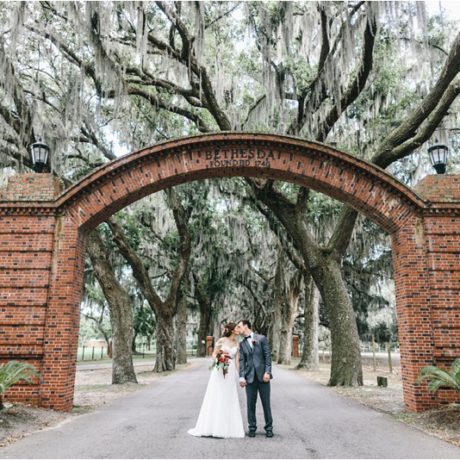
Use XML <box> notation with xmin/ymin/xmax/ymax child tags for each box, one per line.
<box><xmin>392</xmin><ymin>214</ymin><xmax>435</xmax><ymax>411</ymax></box>
<box><xmin>292</xmin><ymin>335</ymin><xmax>299</xmax><ymax>358</ymax></box>
<box><xmin>0</xmin><ymin>214</ymin><xmax>57</xmax><ymax>405</ymax></box>
<box><xmin>0</xmin><ymin>174</ymin><xmax>64</xmax><ymax>407</ymax></box>
<box><xmin>206</xmin><ymin>336</ymin><xmax>214</xmax><ymax>356</ymax></box>
<box><xmin>412</xmin><ymin>175</ymin><xmax>460</xmax><ymax>407</ymax></box>
<box><xmin>38</xmin><ymin>217</ymin><xmax>85</xmax><ymax>411</ymax></box>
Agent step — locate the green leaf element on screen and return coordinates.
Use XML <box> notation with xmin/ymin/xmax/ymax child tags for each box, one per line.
<box><xmin>0</xmin><ymin>361</ymin><xmax>39</xmax><ymax>395</ymax></box>
<box><xmin>417</xmin><ymin>360</ymin><xmax>460</xmax><ymax>392</ymax></box>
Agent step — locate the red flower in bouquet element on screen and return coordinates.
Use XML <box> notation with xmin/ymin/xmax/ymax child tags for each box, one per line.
<box><xmin>211</xmin><ymin>350</ymin><xmax>231</xmax><ymax>378</ymax></box>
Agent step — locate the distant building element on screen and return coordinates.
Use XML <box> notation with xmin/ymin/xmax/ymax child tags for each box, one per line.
<box><xmin>84</xmin><ymin>339</ymin><xmax>107</xmax><ymax>348</ymax></box>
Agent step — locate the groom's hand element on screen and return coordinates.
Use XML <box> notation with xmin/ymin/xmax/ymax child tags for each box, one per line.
<box><xmin>263</xmin><ymin>372</ymin><xmax>270</xmax><ymax>383</ymax></box>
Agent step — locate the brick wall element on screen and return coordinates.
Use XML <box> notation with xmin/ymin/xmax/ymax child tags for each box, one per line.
<box><xmin>415</xmin><ymin>174</ymin><xmax>460</xmax><ymax>203</ymax></box>
<box><xmin>0</xmin><ymin>174</ymin><xmax>63</xmax><ymax>202</ymax></box>
<box><xmin>0</xmin><ymin>212</ymin><xmax>57</xmax><ymax>406</ymax></box>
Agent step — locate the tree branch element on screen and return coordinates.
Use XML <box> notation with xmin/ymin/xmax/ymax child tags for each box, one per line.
<box><xmin>288</xmin><ymin>1</ymin><xmax>366</xmax><ymax>135</ymax></box>
<box><xmin>318</xmin><ymin>6</ymin><xmax>331</xmax><ymax>72</ymax></box>
<box><xmin>205</xmin><ymin>3</ymin><xmax>242</xmax><ymax>29</ymax></box>
<box><xmin>155</xmin><ymin>1</ymin><xmax>192</xmax><ymax>60</ymax></box>
<box><xmin>107</xmin><ymin>219</ymin><xmax>166</xmax><ymax>313</ymax></box>
<box><xmin>80</xmin><ymin>123</ymin><xmax>117</xmax><ymax>161</ymax></box>
<box><xmin>326</xmin><ymin>206</ymin><xmax>359</xmax><ymax>258</ymax></box>
<box><xmin>372</xmin><ymin>30</ymin><xmax>460</xmax><ymax>166</ymax></box>
<box><xmin>373</xmin><ymin>77</ymin><xmax>460</xmax><ymax>167</ymax></box>
<box><xmin>127</xmin><ymin>86</ymin><xmax>212</xmax><ymax>132</ymax></box>
<box><xmin>153</xmin><ymin>2</ymin><xmax>232</xmax><ymax>130</ymax></box>
<box><xmin>248</xmin><ymin>180</ymin><xmax>322</xmax><ymax>269</ymax></box>
<box><xmin>317</xmin><ymin>7</ymin><xmax>377</xmax><ymax>141</ymax></box>
<box><xmin>0</xmin><ymin>40</ymin><xmax>35</xmax><ymax>151</ymax></box>
<box><xmin>250</xmin><ymin>198</ymin><xmax>305</xmax><ymax>272</ymax></box>
<box><xmin>236</xmin><ymin>277</ymin><xmax>268</xmax><ymax>316</ymax></box>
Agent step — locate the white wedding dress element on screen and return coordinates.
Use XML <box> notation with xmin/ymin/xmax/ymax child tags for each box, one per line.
<box><xmin>188</xmin><ymin>343</ymin><xmax>245</xmax><ymax>438</ymax></box>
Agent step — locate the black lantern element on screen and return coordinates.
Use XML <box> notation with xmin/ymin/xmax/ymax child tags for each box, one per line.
<box><xmin>428</xmin><ymin>142</ymin><xmax>449</xmax><ymax>174</ymax></box>
<box><xmin>30</xmin><ymin>141</ymin><xmax>50</xmax><ymax>173</ymax></box>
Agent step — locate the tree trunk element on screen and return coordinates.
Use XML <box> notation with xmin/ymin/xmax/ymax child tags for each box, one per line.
<box><xmin>87</xmin><ymin>231</ymin><xmax>138</xmax><ymax>384</ymax></box>
<box><xmin>270</xmin><ymin>308</ymin><xmax>282</xmax><ymax>362</ymax></box>
<box><xmin>154</xmin><ymin>309</ymin><xmax>176</xmax><ymax>372</ymax></box>
<box><xmin>197</xmin><ymin>301</ymin><xmax>212</xmax><ymax>357</ymax></box>
<box><xmin>175</xmin><ymin>289</ymin><xmax>188</xmax><ymax>365</ymax></box>
<box><xmin>298</xmin><ymin>273</ymin><xmax>320</xmax><ymax>370</ymax></box>
<box><xmin>194</xmin><ymin>272</ymin><xmax>213</xmax><ymax>357</ymax></box>
<box><xmin>270</xmin><ymin>253</ymin><xmax>284</xmax><ymax>362</ymax></box>
<box><xmin>111</xmin><ymin>303</ymin><xmax>138</xmax><ymax>384</ymax></box>
<box><xmin>251</xmin><ymin>184</ymin><xmax>362</xmax><ymax>386</ymax></box>
<box><xmin>315</xmin><ymin>258</ymin><xmax>362</xmax><ymax>385</ymax></box>
<box><xmin>132</xmin><ymin>333</ymin><xmax>138</xmax><ymax>353</ymax></box>
<box><xmin>278</xmin><ymin>271</ymin><xmax>302</xmax><ymax>365</ymax></box>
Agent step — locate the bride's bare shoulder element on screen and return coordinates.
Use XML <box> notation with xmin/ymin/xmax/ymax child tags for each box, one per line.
<box><xmin>216</xmin><ymin>337</ymin><xmax>238</xmax><ymax>348</ymax></box>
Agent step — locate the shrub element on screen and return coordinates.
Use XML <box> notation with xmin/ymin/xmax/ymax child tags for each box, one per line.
<box><xmin>417</xmin><ymin>358</ymin><xmax>460</xmax><ymax>392</ymax></box>
<box><xmin>0</xmin><ymin>361</ymin><xmax>39</xmax><ymax>409</ymax></box>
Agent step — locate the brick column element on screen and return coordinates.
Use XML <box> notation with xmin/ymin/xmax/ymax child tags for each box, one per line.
<box><xmin>292</xmin><ymin>335</ymin><xmax>299</xmax><ymax>358</ymax></box>
<box><xmin>392</xmin><ymin>214</ymin><xmax>435</xmax><ymax>411</ymax></box>
<box><xmin>0</xmin><ymin>174</ymin><xmax>63</xmax><ymax>406</ymax></box>
<box><xmin>0</xmin><ymin>214</ymin><xmax>56</xmax><ymax>405</ymax></box>
<box><xmin>0</xmin><ymin>174</ymin><xmax>85</xmax><ymax>411</ymax></box>
<box><xmin>412</xmin><ymin>175</ymin><xmax>460</xmax><ymax>407</ymax></box>
<box><xmin>206</xmin><ymin>336</ymin><xmax>214</xmax><ymax>356</ymax></box>
<box><xmin>38</xmin><ymin>216</ymin><xmax>85</xmax><ymax>410</ymax></box>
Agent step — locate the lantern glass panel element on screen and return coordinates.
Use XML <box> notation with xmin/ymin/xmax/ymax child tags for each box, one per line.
<box><xmin>30</xmin><ymin>142</ymin><xmax>50</xmax><ymax>172</ymax></box>
<box><xmin>428</xmin><ymin>143</ymin><xmax>449</xmax><ymax>174</ymax></box>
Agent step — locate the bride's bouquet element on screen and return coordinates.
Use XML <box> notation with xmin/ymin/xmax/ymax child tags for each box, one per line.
<box><xmin>211</xmin><ymin>350</ymin><xmax>231</xmax><ymax>378</ymax></box>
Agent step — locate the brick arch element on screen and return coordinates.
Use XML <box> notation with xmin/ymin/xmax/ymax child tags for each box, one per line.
<box><xmin>1</xmin><ymin>132</ymin><xmax>460</xmax><ymax>414</ymax></box>
<box><xmin>56</xmin><ymin>133</ymin><xmax>424</xmax><ymax>233</ymax></box>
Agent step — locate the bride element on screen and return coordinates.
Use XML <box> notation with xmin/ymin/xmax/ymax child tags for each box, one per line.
<box><xmin>188</xmin><ymin>322</ymin><xmax>245</xmax><ymax>438</ymax></box>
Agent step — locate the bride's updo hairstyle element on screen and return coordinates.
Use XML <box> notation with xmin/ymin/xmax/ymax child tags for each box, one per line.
<box><xmin>223</xmin><ymin>322</ymin><xmax>236</xmax><ymax>338</ymax></box>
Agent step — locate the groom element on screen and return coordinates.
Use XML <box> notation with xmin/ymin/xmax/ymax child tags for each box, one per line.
<box><xmin>236</xmin><ymin>320</ymin><xmax>273</xmax><ymax>438</ymax></box>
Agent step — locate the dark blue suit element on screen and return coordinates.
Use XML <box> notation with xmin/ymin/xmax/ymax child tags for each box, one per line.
<box><xmin>239</xmin><ymin>333</ymin><xmax>273</xmax><ymax>433</ymax></box>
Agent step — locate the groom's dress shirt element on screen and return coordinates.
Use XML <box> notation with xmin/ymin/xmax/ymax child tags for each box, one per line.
<box><xmin>239</xmin><ymin>333</ymin><xmax>254</xmax><ymax>383</ymax></box>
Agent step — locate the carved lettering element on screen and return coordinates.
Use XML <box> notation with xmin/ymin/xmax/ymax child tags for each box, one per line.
<box><xmin>201</xmin><ymin>147</ymin><xmax>272</xmax><ymax>168</ymax></box>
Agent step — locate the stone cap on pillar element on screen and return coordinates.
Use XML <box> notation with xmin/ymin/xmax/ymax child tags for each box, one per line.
<box><xmin>414</xmin><ymin>175</ymin><xmax>460</xmax><ymax>203</ymax></box>
<box><xmin>0</xmin><ymin>173</ymin><xmax>63</xmax><ymax>202</ymax></box>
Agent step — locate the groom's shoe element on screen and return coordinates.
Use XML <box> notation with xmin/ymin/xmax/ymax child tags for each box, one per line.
<box><xmin>248</xmin><ymin>431</ymin><xmax>256</xmax><ymax>438</ymax></box>
<box><xmin>265</xmin><ymin>430</ymin><xmax>274</xmax><ymax>438</ymax></box>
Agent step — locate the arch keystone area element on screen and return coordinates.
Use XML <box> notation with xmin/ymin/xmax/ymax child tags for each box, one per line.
<box><xmin>0</xmin><ymin>132</ymin><xmax>459</xmax><ymax>412</ymax></box>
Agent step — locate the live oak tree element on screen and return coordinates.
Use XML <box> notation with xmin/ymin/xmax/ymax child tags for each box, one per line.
<box><xmin>108</xmin><ymin>188</ymin><xmax>191</xmax><ymax>372</ymax></box>
<box><xmin>86</xmin><ymin>231</ymin><xmax>138</xmax><ymax>383</ymax></box>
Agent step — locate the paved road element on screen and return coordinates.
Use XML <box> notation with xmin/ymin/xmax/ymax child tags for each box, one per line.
<box><xmin>1</xmin><ymin>358</ymin><xmax>460</xmax><ymax>459</ymax></box>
